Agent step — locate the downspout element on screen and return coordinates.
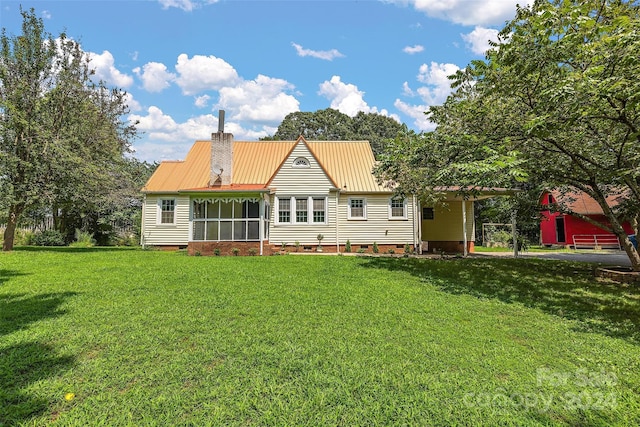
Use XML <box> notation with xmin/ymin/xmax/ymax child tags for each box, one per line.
<box><xmin>140</xmin><ymin>194</ymin><xmax>146</xmax><ymax>248</ymax></box>
<box><xmin>259</xmin><ymin>197</ymin><xmax>264</xmax><ymax>256</ymax></box>
<box><xmin>335</xmin><ymin>190</ymin><xmax>340</xmax><ymax>253</ymax></box>
<box><xmin>413</xmin><ymin>195</ymin><xmax>420</xmax><ymax>254</ymax></box>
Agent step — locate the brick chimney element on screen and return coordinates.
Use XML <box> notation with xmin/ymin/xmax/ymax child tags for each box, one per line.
<box><xmin>210</xmin><ymin>110</ymin><xmax>233</xmax><ymax>186</ymax></box>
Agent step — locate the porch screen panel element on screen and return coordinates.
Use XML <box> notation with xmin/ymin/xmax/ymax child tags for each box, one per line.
<box><xmin>191</xmin><ymin>198</ymin><xmax>261</xmax><ymax>242</ymax></box>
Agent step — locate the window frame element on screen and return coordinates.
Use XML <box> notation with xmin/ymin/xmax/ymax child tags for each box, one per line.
<box><xmin>422</xmin><ymin>207</ymin><xmax>434</xmax><ymax>220</ymax></box>
<box><xmin>348</xmin><ymin>198</ymin><xmax>367</xmax><ymax>220</ymax></box>
<box><xmin>389</xmin><ymin>197</ymin><xmax>408</xmax><ymax>220</ymax></box>
<box><xmin>276</xmin><ymin>196</ymin><xmax>328</xmax><ymax>225</ymax></box>
<box><xmin>158</xmin><ymin>198</ymin><xmax>176</xmax><ymax>225</ymax></box>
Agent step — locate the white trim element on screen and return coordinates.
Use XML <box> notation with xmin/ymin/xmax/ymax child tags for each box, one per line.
<box><xmin>348</xmin><ymin>197</ymin><xmax>367</xmax><ymax>220</ymax></box>
<box><xmin>275</xmin><ymin>195</ymin><xmax>328</xmax><ymax>225</ymax></box>
<box><xmin>157</xmin><ymin>198</ymin><xmax>176</xmax><ymax>225</ymax></box>
<box><xmin>292</xmin><ymin>157</ymin><xmax>310</xmax><ymax>168</ymax></box>
<box><xmin>388</xmin><ymin>197</ymin><xmax>408</xmax><ymax>220</ymax></box>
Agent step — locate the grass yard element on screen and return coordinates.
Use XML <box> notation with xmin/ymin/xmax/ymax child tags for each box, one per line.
<box><xmin>1</xmin><ymin>248</ymin><xmax>639</xmax><ymax>426</ymax></box>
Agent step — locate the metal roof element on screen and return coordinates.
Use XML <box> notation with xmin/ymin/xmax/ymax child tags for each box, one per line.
<box><xmin>142</xmin><ymin>138</ymin><xmax>389</xmax><ymax>194</ymax></box>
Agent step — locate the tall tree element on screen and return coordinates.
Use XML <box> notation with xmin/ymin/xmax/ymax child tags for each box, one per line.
<box><xmin>265</xmin><ymin>108</ymin><xmax>404</xmax><ymax>157</ymax></box>
<box><xmin>375</xmin><ymin>0</ymin><xmax>640</xmax><ymax>269</ymax></box>
<box><xmin>0</xmin><ymin>8</ymin><xmax>137</xmax><ymax>250</ymax></box>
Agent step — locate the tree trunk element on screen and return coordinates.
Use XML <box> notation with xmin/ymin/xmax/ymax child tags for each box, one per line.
<box><xmin>2</xmin><ymin>204</ymin><xmax>24</xmax><ymax>252</ymax></box>
<box><xmin>618</xmin><ymin>232</ymin><xmax>640</xmax><ymax>272</ymax></box>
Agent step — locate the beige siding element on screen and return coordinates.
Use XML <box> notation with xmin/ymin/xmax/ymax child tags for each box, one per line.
<box><xmin>421</xmin><ymin>200</ymin><xmax>475</xmax><ymax>241</ymax></box>
<box><xmin>269</xmin><ymin>142</ymin><xmax>335</xmax><ymax>194</ymax></box>
<box><xmin>141</xmin><ymin>194</ymin><xmax>190</xmax><ymax>246</ymax></box>
<box><xmin>268</xmin><ymin>142</ymin><xmax>338</xmax><ymax>245</ymax></box>
<box><xmin>337</xmin><ymin>194</ymin><xmax>416</xmax><ymax>245</ymax></box>
<box><xmin>268</xmin><ymin>193</ymin><xmax>338</xmax><ymax>245</ymax></box>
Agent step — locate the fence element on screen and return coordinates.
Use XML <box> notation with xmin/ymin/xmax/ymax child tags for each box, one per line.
<box><xmin>572</xmin><ymin>234</ymin><xmax>621</xmax><ymax>250</ymax></box>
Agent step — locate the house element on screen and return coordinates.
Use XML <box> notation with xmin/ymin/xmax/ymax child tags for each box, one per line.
<box><xmin>539</xmin><ymin>189</ymin><xmax>633</xmax><ymax>248</ymax></box>
<box><xmin>141</xmin><ymin>126</ymin><xmax>492</xmax><ymax>255</ymax></box>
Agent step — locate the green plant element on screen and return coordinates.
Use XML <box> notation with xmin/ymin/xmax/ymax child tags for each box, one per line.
<box><xmin>357</xmin><ymin>248</ymin><xmax>366</xmax><ymax>254</ymax></box>
<box><xmin>387</xmin><ymin>249</ymin><xmax>395</xmax><ymax>254</ymax></box>
<box><xmin>232</xmin><ymin>248</ymin><xmax>240</xmax><ymax>256</ymax></box>
<box><xmin>281</xmin><ymin>242</ymin><xmax>287</xmax><ymax>251</ymax></box>
<box><xmin>294</xmin><ymin>241</ymin><xmax>300</xmax><ymax>252</ymax></box>
<box><xmin>31</xmin><ymin>229</ymin><xmax>66</xmax><ymax>246</ymax></box>
<box><xmin>194</xmin><ymin>250</ymin><xmax>202</xmax><ymax>256</ymax></box>
<box><xmin>69</xmin><ymin>229</ymin><xmax>96</xmax><ymax>248</ymax></box>
<box><xmin>404</xmin><ymin>243</ymin><xmax>412</xmax><ymax>254</ymax></box>
<box><xmin>345</xmin><ymin>240</ymin><xmax>352</xmax><ymax>253</ymax></box>
<box><xmin>248</xmin><ymin>248</ymin><xmax>257</xmax><ymax>256</ymax></box>
<box><xmin>214</xmin><ymin>248</ymin><xmax>221</xmax><ymax>256</ymax></box>
<box><xmin>373</xmin><ymin>242</ymin><xmax>379</xmax><ymax>253</ymax></box>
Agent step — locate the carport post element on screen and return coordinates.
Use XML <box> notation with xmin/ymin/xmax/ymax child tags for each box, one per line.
<box><xmin>462</xmin><ymin>201</ymin><xmax>468</xmax><ymax>257</ymax></box>
<box><xmin>511</xmin><ymin>210</ymin><xmax>518</xmax><ymax>258</ymax></box>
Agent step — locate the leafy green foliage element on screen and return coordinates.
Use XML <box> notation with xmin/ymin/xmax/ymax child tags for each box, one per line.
<box><xmin>376</xmin><ymin>0</ymin><xmax>640</xmax><ymax>269</ymax></box>
<box><xmin>0</xmin><ymin>8</ymin><xmax>139</xmax><ymax>250</ymax></box>
<box><xmin>264</xmin><ymin>108</ymin><xmax>404</xmax><ymax>157</ymax></box>
<box><xmin>30</xmin><ymin>230</ymin><xmax>65</xmax><ymax>246</ymax></box>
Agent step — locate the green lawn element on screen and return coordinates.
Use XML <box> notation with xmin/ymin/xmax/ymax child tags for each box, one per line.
<box><xmin>1</xmin><ymin>248</ymin><xmax>638</xmax><ymax>426</ymax></box>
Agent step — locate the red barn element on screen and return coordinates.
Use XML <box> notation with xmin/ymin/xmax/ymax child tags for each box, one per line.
<box><xmin>539</xmin><ymin>190</ymin><xmax>633</xmax><ymax>248</ymax></box>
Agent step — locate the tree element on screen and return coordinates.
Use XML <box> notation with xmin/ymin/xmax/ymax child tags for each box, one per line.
<box><xmin>375</xmin><ymin>0</ymin><xmax>640</xmax><ymax>269</ymax></box>
<box><xmin>0</xmin><ymin>8</ymin><xmax>137</xmax><ymax>250</ymax></box>
<box><xmin>264</xmin><ymin>108</ymin><xmax>404</xmax><ymax>157</ymax></box>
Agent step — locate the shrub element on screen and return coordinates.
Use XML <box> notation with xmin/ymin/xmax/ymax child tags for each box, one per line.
<box><xmin>231</xmin><ymin>248</ymin><xmax>240</xmax><ymax>256</ymax></box>
<box><xmin>248</xmin><ymin>248</ymin><xmax>258</xmax><ymax>256</ymax></box>
<box><xmin>373</xmin><ymin>242</ymin><xmax>379</xmax><ymax>253</ymax></box>
<box><xmin>69</xmin><ymin>229</ymin><xmax>96</xmax><ymax>248</ymax></box>
<box><xmin>357</xmin><ymin>248</ymin><xmax>366</xmax><ymax>254</ymax></box>
<box><xmin>345</xmin><ymin>240</ymin><xmax>352</xmax><ymax>253</ymax></box>
<box><xmin>387</xmin><ymin>249</ymin><xmax>395</xmax><ymax>254</ymax></box>
<box><xmin>214</xmin><ymin>248</ymin><xmax>221</xmax><ymax>256</ymax></box>
<box><xmin>404</xmin><ymin>243</ymin><xmax>412</xmax><ymax>254</ymax></box>
<box><xmin>31</xmin><ymin>230</ymin><xmax>66</xmax><ymax>247</ymax></box>
<box><xmin>294</xmin><ymin>241</ymin><xmax>300</xmax><ymax>252</ymax></box>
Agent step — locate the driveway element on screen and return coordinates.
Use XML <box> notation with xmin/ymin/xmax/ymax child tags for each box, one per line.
<box><xmin>472</xmin><ymin>250</ymin><xmax>631</xmax><ymax>267</ymax></box>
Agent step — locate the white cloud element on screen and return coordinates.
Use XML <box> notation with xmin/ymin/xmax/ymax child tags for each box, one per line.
<box><xmin>128</xmin><ymin>106</ymin><xmax>278</xmax><ymax>162</ymax></box>
<box><xmin>175</xmin><ymin>53</ymin><xmax>240</xmax><ymax>95</ymax></box>
<box><xmin>318</xmin><ymin>76</ymin><xmax>377</xmax><ymax>117</ymax></box>
<box><xmin>416</xmin><ymin>62</ymin><xmax>459</xmax><ymax>105</ymax></box>
<box><xmin>403</xmin><ymin>44</ymin><xmax>424</xmax><ymax>54</ymax></box>
<box><xmin>389</xmin><ymin>0</ymin><xmax>534</xmax><ymax>26</ymax></box>
<box><xmin>134</xmin><ymin>62</ymin><xmax>176</xmax><ymax>93</ymax></box>
<box><xmin>394</xmin><ymin>99</ymin><xmax>434</xmax><ymax>131</ymax></box>
<box><xmin>218</xmin><ymin>75</ymin><xmax>299</xmax><ymax>123</ymax></box>
<box><xmin>194</xmin><ymin>94</ymin><xmax>211</xmax><ymax>108</ymax></box>
<box><xmin>157</xmin><ymin>0</ymin><xmax>220</xmax><ymax>11</ymax></box>
<box><xmin>395</xmin><ymin>62</ymin><xmax>460</xmax><ymax>130</ymax></box>
<box><xmin>88</xmin><ymin>50</ymin><xmax>134</xmax><ymax>88</ymax></box>
<box><xmin>461</xmin><ymin>26</ymin><xmax>500</xmax><ymax>55</ymax></box>
<box><xmin>124</xmin><ymin>92</ymin><xmax>142</xmax><ymax>112</ymax></box>
<box><xmin>157</xmin><ymin>0</ymin><xmax>196</xmax><ymax>11</ymax></box>
<box><xmin>292</xmin><ymin>43</ymin><xmax>345</xmax><ymax>61</ymax></box>
<box><xmin>42</xmin><ymin>10</ymin><xmax>52</xmax><ymax>19</ymax></box>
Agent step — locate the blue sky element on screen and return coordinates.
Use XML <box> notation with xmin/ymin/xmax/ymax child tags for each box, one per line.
<box><xmin>1</xmin><ymin>0</ymin><xmax>531</xmax><ymax>163</ymax></box>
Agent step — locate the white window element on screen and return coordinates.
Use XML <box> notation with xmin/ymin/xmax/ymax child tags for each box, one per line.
<box><xmin>389</xmin><ymin>198</ymin><xmax>407</xmax><ymax>220</ymax></box>
<box><xmin>276</xmin><ymin>196</ymin><xmax>327</xmax><ymax>224</ymax></box>
<box><xmin>159</xmin><ymin>199</ymin><xmax>176</xmax><ymax>224</ymax></box>
<box><xmin>313</xmin><ymin>198</ymin><xmax>326</xmax><ymax>223</ymax></box>
<box><xmin>348</xmin><ymin>198</ymin><xmax>366</xmax><ymax>220</ymax></box>
<box><xmin>278</xmin><ymin>198</ymin><xmax>291</xmax><ymax>224</ymax></box>
<box><xmin>292</xmin><ymin>157</ymin><xmax>310</xmax><ymax>168</ymax></box>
